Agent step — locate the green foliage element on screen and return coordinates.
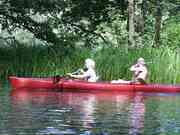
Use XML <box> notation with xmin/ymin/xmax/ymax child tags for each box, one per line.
<box><xmin>0</xmin><ymin>0</ymin><xmax>180</xmax><ymax>84</ymax></box>
<box><xmin>161</xmin><ymin>21</ymin><xmax>180</xmax><ymax>49</ymax></box>
<box><xmin>1</xmin><ymin>44</ymin><xmax>180</xmax><ymax>84</ymax></box>
<box><xmin>0</xmin><ymin>0</ymin><xmax>124</xmax><ymax>47</ymax></box>
<box><xmin>96</xmin><ymin>14</ymin><xmax>128</xmax><ymax>48</ymax></box>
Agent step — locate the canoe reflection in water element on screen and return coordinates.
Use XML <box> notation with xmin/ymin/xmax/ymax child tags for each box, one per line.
<box><xmin>129</xmin><ymin>92</ymin><xmax>145</xmax><ymax>135</ymax></box>
<box><xmin>10</xmin><ymin>89</ymin><xmax>145</xmax><ymax>135</ymax></box>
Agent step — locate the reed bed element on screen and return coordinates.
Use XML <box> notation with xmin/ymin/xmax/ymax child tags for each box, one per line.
<box><xmin>1</xmin><ymin>45</ymin><xmax>180</xmax><ymax>84</ymax></box>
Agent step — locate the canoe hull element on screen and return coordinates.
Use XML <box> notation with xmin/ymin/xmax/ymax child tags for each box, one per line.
<box><xmin>9</xmin><ymin>76</ymin><xmax>180</xmax><ymax>93</ymax></box>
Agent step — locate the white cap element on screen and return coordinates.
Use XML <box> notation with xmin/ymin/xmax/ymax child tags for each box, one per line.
<box><xmin>85</xmin><ymin>58</ymin><xmax>95</xmax><ymax>69</ymax></box>
<box><xmin>137</xmin><ymin>57</ymin><xmax>146</xmax><ymax>65</ymax></box>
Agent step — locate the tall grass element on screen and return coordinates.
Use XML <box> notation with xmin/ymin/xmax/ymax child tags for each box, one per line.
<box><xmin>0</xmin><ymin>45</ymin><xmax>180</xmax><ymax>84</ymax></box>
<box><xmin>95</xmin><ymin>47</ymin><xmax>180</xmax><ymax>84</ymax></box>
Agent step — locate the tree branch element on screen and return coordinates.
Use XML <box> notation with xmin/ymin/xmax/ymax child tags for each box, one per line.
<box><xmin>70</xmin><ymin>23</ymin><xmax>108</xmax><ymax>44</ymax></box>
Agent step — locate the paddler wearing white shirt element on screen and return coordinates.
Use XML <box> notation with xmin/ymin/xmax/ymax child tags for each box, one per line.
<box><xmin>67</xmin><ymin>58</ymin><xmax>98</xmax><ymax>82</ymax></box>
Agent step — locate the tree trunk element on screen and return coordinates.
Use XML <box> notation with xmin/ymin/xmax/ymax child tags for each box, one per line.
<box><xmin>0</xmin><ymin>24</ymin><xmax>2</xmax><ymax>33</ymax></box>
<box><xmin>128</xmin><ymin>0</ymin><xmax>135</xmax><ymax>48</ymax></box>
<box><xmin>120</xmin><ymin>0</ymin><xmax>126</xmax><ymax>16</ymax></box>
<box><xmin>154</xmin><ymin>0</ymin><xmax>162</xmax><ymax>47</ymax></box>
<box><xmin>134</xmin><ymin>0</ymin><xmax>144</xmax><ymax>47</ymax></box>
<box><xmin>142</xmin><ymin>0</ymin><xmax>148</xmax><ymax>35</ymax></box>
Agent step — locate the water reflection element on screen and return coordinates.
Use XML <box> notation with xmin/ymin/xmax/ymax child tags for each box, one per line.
<box><xmin>143</xmin><ymin>93</ymin><xmax>180</xmax><ymax>134</ymax></box>
<box><xmin>129</xmin><ymin>92</ymin><xmax>145</xmax><ymax>135</ymax></box>
<box><xmin>10</xmin><ymin>89</ymin><xmax>147</xmax><ymax>135</ymax></box>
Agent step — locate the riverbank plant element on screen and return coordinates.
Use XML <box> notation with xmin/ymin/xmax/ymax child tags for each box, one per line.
<box><xmin>1</xmin><ymin>45</ymin><xmax>180</xmax><ymax>84</ymax></box>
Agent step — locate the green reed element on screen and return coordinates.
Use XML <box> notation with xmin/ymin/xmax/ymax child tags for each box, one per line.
<box><xmin>1</xmin><ymin>45</ymin><xmax>180</xmax><ymax>84</ymax></box>
<box><xmin>95</xmin><ymin>47</ymin><xmax>180</xmax><ymax>84</ymax></box>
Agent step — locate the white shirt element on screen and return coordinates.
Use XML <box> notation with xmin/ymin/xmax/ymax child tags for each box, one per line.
<box><xmin>84</xmin><ymin>68</ymin><xmax>97</xmax><ymax>82</ymax></box>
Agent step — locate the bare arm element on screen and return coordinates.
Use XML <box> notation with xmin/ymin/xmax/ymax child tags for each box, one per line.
<box><xmin>69</xmin><ymin>74</ymin><xmax>87</xmax><ymax>79</ymax></box>
<box><xmin>67</xmin><ymin>73</ymin><xmax>89</xmax><ymax>79</ymax></box>
<box><xmin>130</xmin><ymin>64</ymin><xmax>144</xmax><ymax>72</ymax></box>
<box><xmin>130</xmin><ymin>64</ymin><xmax>138</xmax><ymax>71</ymax></box>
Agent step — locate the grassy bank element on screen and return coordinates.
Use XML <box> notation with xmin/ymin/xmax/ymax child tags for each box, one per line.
<box><xmin>0</xmin><ymin>45</ymin><xmax>180</xmax><ymax>84</ymax></box>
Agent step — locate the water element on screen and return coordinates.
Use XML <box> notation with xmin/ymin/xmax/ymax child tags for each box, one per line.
<box><xmin>1</xmin><ymin>82</ymin><xmax>180</xmax><ymax>135</ymax></box>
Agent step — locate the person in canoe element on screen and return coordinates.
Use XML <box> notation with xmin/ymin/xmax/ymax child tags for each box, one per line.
<box><xmin>67</xmin><ymin>58</ymin><xmax>98</xmax><ymax>82</ymax></box>
<box><xmin>111</xmin><ymin>57</ymin><xmax>148</xmax><ymax>84</ymax></box>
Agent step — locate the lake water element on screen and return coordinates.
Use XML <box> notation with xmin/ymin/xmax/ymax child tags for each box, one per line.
<box><xmin>1</xmin><ymin>82</ymin><xmax>180</xmax><ymax>135</ymax></box>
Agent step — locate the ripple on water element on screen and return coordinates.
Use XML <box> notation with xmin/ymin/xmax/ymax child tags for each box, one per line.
<box><xmin>1</xmin><ymin>85</ymin><xmax>180</xmax><ymax>135</ymax></box>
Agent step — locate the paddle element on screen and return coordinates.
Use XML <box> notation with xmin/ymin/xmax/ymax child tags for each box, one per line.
<box><xmin>69</xmin><ymin>67</ymin><xmax>88</xmax><ymax>75</ymax></box>
<box><xmin>53</xmin><ymin>68</ymin><xmax>87</xmax><ymax>84</ymax></box>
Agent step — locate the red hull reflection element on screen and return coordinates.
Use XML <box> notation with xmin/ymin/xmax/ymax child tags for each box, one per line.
<box><xmin>10</xmin><ymin>89</ymin><xmax>135</xmax><ymax>105</ymax></box>
<box><xmin>10</xmin><ymin>89</ymin><xmax>145</xmax><ymax>133</ymax></box>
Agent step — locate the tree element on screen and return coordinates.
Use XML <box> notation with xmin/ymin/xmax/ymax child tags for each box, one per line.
<box><xmin>0</xmin><ymin>0</ymin><xmax>125</xmax><ymax>47</ymax></box>
<box><xmin>154</xmin><ymin>0</ymin><xmax>162</xmax><ymax>47</ymax></box>
<box><xmin>128</xmin><ymin>0</ymin><xmax>135</xmax><ymax>48</ymax></box>
<box><xmin>0</xmin><ymin>0</ymin><xmax>61</xmax><ymax>44</ymax></box>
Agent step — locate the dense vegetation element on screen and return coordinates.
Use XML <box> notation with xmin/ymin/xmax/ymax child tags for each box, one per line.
<box><xmin>0</xmin><ymin>0</ymin><xmax>180</xmax><ymax>83</ymax></box>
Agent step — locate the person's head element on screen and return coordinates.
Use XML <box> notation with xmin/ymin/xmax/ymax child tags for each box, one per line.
<box><xmin>85</xmin><ymin>58</ymin><xmax>95</xmax><ymax>69</ymax></box>
<box><xmin>137</xmin><ymin>57</ymin><xmax>146</xmax><ymax>65</ymax></box>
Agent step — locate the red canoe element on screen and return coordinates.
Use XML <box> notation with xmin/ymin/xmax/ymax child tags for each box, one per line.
<box><xmin>9</xmin><ymin>76</ymin><xmax>180</xmax><ymax>93</ymax></box>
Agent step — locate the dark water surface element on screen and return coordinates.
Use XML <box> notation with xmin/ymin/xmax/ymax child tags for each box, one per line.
<box><xmin>1</xmin><ymin>82</ymin><xmax>180</xmax><ymax>135</ymax></box>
